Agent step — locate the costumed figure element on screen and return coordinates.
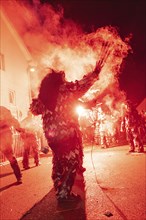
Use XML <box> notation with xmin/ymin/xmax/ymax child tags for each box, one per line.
<box><xmin>30</xmin><ymin>59</ymin><xmax>104</xmax><ymax>204</ymax></box>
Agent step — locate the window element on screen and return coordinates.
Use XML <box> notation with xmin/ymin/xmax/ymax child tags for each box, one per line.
<box><xmin>0</xmin><ymin>53</ymin><xmax>5</xmax><ymax>71</ymax></box>
<box><xmin>9</xmin><ymin>90</ymin><xmax>16</xmax><ymax>105</ymax></box>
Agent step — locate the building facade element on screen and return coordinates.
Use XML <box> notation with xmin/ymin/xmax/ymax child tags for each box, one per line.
<box><xmin>0</xmin><ymin>8</ymin><xmax>33</xmax><ymax>162</ymax></box>
<box><xmin>0</xmin><ymin>8</ymin><xmax>32</xmax><ymax>120</ymax></box>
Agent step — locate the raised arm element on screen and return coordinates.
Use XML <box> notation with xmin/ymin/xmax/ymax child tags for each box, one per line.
<box><xmin>67</xmin><ymin>40</ymin><xmax>111</xmax><ymax>97</ymax></box>
<box><xmin>65</xmin><ymin>59</ymin><xmax>104</xmax><ymax>98</ymax></box>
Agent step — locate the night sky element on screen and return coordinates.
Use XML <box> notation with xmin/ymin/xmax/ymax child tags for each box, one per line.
<box><xmin>39</xmin><ymin>0</ymin><xmax>146</xmax><ymax>105</ymax></box>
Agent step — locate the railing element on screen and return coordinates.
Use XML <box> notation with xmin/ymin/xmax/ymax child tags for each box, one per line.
<box><xmin>13</xmin><ymin>132</ymin><xmax>24</xmax><ymax>158</ymax></box>
<box><xmin>0</xmin><ymin>130</ymin><xmax>46</xmax><ymax>164</ymax></box>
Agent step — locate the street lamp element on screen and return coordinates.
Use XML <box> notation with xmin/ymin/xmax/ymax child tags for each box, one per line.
<box><xmin>29</xmin><ymin>66</ymin><xmax>36</xmax><ymax>73</ymax></box>
<box><xmin>27</xmin><ymin>63</ymin><xmax>37</xmax><ymax>103</ymax></box>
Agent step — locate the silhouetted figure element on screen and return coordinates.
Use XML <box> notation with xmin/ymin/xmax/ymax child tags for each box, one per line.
<box><xmin>30</xmin><ymin>60</ymin><xmax>104</xmax><ymax>205</ymax></box>
<box><xmin>0</xmin><ymin>106</ymin><xmax>22</xmax><ymax>184</ymax></box>
<box><xmin>21</xmin><ymin>111</ymin><xmax>41</xmax><ymax>169</ymax></box>
<box><xmin>122</xmin><ymin>103</ymin><xmax>144</xmax><ymax>153</ymax></box>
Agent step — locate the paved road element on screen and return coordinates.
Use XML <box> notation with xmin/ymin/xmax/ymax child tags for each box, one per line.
<box><xmin>0</xmin><ymin>145</ymin><xmax>146</xmax><ymax>220</ymax></box>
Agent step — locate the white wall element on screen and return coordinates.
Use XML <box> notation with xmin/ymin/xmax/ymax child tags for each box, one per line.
<box><xmin>0</xmin><ymin>9</ymin><xmax>32</xmax><ymax>120</ymax></box>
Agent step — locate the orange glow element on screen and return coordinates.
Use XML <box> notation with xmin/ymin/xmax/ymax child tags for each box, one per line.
<box><xmin>76</xmin><ymin>105</ymin><xmax>85</xmax><ymax>116</ymax></box>
<box><xmin>29</xmin><ymin>67</ymin><xmax>36</xmax><ymax>73</ymax></box>
<box><xmin>2</xmin><ymin>1</ymin><xmax>131</xmax><ymax>127</ymax></box>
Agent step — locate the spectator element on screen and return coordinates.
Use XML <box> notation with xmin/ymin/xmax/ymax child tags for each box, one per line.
<box><xmin>122</xmin><ymin>103</ymin><xmax>144</xmax><ymax>153</ymax></box>
<box><xmin>21</xmin><ymin>111</ymin><xmax>41</xmax><ymax>169</ymax></box>
<box><xmin>0</xmin><ymin>106</ymin><xmax>22</xmax><ymax>184</ymax></box>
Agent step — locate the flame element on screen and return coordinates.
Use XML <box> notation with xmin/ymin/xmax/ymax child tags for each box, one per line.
<box><xmin>76</xmin><ymin>105</ymin><xmax>85</xmax><ymax>116</ymax></box>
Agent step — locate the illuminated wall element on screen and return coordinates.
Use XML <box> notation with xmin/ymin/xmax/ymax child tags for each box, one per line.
<box><xmin>0</xmin><ymin>8</ymin><xmax>32</xmax><ymax>120</ymax></box>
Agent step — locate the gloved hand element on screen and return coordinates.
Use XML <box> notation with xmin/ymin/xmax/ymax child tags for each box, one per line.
<box><xmin>16</xmin><ymin>127</ymin><xmax>25</xmax><ymax>133</ymax></box>
<box><xmin>93</xmin><ymin>59</ymin><xmax>104</xmax><ymax>73</ymax></box>
<box><xmin>94</xmin><ymin>41</ymin><xmax>111</xmax><ymax>74</ymax></box>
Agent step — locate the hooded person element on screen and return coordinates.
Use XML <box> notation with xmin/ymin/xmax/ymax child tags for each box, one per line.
<box><xmin>30</xmin><ymin>59</ymin><xmax>104</xmax><ymax>204</ymax></box>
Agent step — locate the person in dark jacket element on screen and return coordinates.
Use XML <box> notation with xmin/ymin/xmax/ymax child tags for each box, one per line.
<box><xmin>30</xmin><ymin>59</ymin><xmax>104</xmax><ymax>204</ymax></box>
<box><xmin>122</xmin><ymin>103</ymin><xmax>144</xmax><ymax>153</ymax></box>
<box><xmin>0</xmin><ymin>106</ymin><xmax>22</xmax><ymax>184</ymax></box>
<box><xmin>21</xmin><ymin>111</ymin><xmax>41</xmax><ymax>169</ymax></box>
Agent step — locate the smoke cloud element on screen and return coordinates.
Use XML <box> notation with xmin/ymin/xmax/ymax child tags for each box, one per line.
<box><xmin>2</xmin><ymin>0</ymin><xmax>132</xmax><ymax>124</ymax></box>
